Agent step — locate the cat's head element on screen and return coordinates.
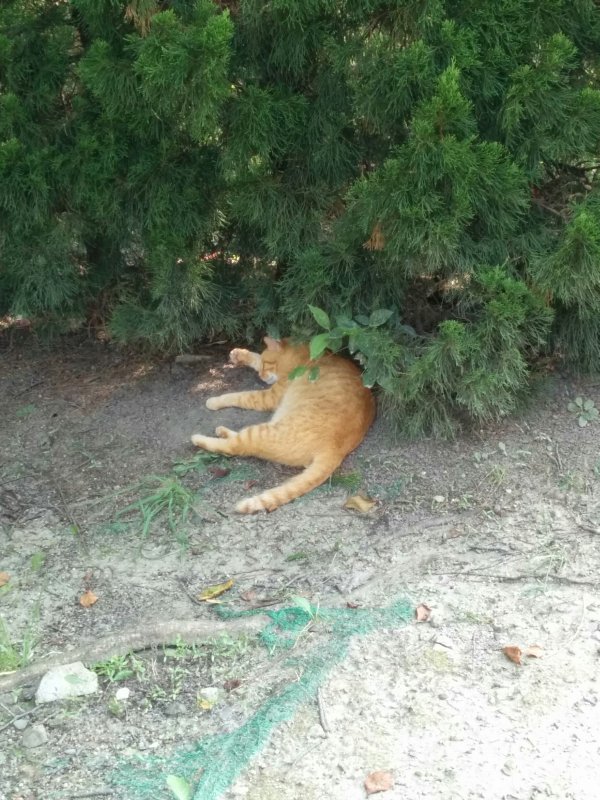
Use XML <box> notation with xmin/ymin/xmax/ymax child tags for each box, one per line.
<box><xmin>258</xmin><ymin>337</ymin><xmax>309</xmax><ymax>384</ymax></box>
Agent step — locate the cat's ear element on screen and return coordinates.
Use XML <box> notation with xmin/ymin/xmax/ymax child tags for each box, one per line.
<box><xmin>263</xmin><ymin>336</ymin><xmax>282</xmax><ymax>351</ymax></box>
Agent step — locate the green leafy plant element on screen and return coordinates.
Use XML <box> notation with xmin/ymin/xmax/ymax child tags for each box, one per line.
<box><xmin>93</xmin><ymin>654</ymin><xmax>135</xmax><ymax>683</ymax></box>
<box><xmin>567</xmin><ymin>396</ymin><xmax>599</xmax><ymax>427</ymax></box>
<box><xmin>0</xmin><ymin>613</ymin><xmax>37</xmax><ymax>672</ymax></box>
<box><xmin>115</xmin><ymin>475</ymin><xmax>198</xmax><ymax>544</ymax></box>
<box><xmin>2</xmin><ymin>1</ymin><xmax>600</xmax><ymax>436</ymax></box>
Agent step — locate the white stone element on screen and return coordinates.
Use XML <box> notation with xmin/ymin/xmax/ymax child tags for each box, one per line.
<box><xmin>115</xmin><ymin>687</ymin><xmax>130</xmax><ymax>701</ymax></box>
<box><xmin>199</xmin><ymin>686</ymin><xmax>221</xmax><ymax>704</ymax></box>
<box><xmin>22</xmin><ymin>723</ymin><xmax>48</xmax><ymax>748</ymax></box>
<box><xmin>35</xmin><ymin>661</ymin><xmax>98</xmax><ymax>704</ymax></box>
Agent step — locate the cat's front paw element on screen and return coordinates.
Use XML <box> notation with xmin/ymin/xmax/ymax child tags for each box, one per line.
<box><xmin>229</xmin><ymin>348</ymin><xmax>251</xmax><ymax>366</ymax></box>
<box><xmin>206</xmin><ymin>396</ymin><xmax>222</xmax><ymax>411</ymax></box>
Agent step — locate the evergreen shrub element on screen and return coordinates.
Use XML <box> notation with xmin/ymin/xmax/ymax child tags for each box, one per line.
<box><xmin>2</xmin><ymin>1</ymin><xmax>600</xmax><ymax>434</ymax></box>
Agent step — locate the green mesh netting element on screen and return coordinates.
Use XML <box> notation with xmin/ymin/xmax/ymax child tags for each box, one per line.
<box><xmin>109</xmin><ymin>598</ymin><xmax>412</xmax><ymax>800</ymax></box>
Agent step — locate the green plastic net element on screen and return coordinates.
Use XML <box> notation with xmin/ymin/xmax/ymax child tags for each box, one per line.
<box><xmin>109</xmin><ymin>598</ymin><xmax>412</xmax><ymax>800</ymax></box>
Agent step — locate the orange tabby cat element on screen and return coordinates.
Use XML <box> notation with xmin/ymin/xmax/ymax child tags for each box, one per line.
<box><xmin>191</xmin><ymin>337</ymin><xmax>375</xmax><ymax>513</ymax></box>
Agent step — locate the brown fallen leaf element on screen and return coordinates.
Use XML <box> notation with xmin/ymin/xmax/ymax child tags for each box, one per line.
<box><xmin>346</xmin><ymin>601</ymin><xmax>360</xmax><ymax>609</ymax></box>
<box><xmin>344</xmin><ymin>493</ymin><xmax>376</xmax><ymax>513</ymax></box>
<box><xmin>209</xmin><ymin>466</ymin><xmax>231</xmax><ymax>479</ymax></box>
<box><xmin>365</xmin><ymin>770</ymin><xmax>394</xmax><ymax>795</ymax></box>
<box><xmin>502</xmin><ymin>645</ymin><xmax>522</xmax><ymax>665</ymax></box>
<box><xmin>0</xmin><ymin>572</ymin><xmax>10</xmax><ymax>587</ymax></box>
<box><xmin>364</xmin><ymin>222</ymin><xmax>385</xmax><ymax>252</ymax></box>
<box><xmin>415</xmin><ymin>603</ymin><xmax>432</xmax><ymax>622</ymax></box>
<box><xmin>197</xmin><ymin>578</ymin><xmax>234</xmax><ymax>602</ymax></box>
<box><xmin>243</xmin><ymin>479</ymin><xmax>260</xmax><ymax>491</ymax></box>
<box><xmin>524</xmin><ymin>644</ymin><xmax>544</xmax><ymax>659</ymax></box>
<box><xmin>79</xmin><ymin>589</ymin><xmax>98</xmax><ymax>608</ymax></box>
<box><xmin>239</xmin><ymin>589</ymin><xmax>258</xmax><ymax>604</ymax></box>
<box><xmin>223</xmin><ymin>678</ymin><xmax>241</xmax><ymax>692</ymax></box>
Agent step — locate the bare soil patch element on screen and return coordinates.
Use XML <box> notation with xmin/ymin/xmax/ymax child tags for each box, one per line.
<box><xmin>1</xmin><ymin>337</ymin><xmax>599</xmax><ymax>800</ymax></box>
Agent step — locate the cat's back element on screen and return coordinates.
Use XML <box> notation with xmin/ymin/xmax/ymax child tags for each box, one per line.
<box><xmin>277</xmin><ymin>352</ymin><xmax>375</xmax><ymax>442</ymax></box>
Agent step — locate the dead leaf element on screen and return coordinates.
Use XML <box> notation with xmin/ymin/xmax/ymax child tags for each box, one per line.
<box><xmin>524</xmin><ymin>644</ymin><xmax>544</xmax><ymax>659</ymax></box>
<box><xmin>502</xmin><ymin>645</ymin><xmax>522</xmax><ymax>665</ymax></box>
<box><xmin>346</xmin><ymin>601</ymin><xmax>360</xmax><ymax>609</ymax></box>
<box><xmin>364</xmin><ymin>770</ymin><xmax>394</xmax><ymax>795</ymax></box>
<box><xmin>415</xmin><ymin>603</ymin><xmax>432</xmax><ymax>622</ymax></box>
<box><xmin>240</xmin><ymin>589</ymin><xmax>257</xmax><ymax>603</ymax></box>
<box><xmin>364</xmin><ymin>223</ymin><xmax>385</xmax><ymax>251</ymax></box>
<box><xmin>79</xmin><ymin>590</ymin><xmax>98</xmax><ymax>608</ymax></box>
<box><xmin>344</xmin><ymin>493</ymin><xmax>376</xmax><ymax>513</ymax></box>
<box><xmin>223</xmin><ymin>678</ymin><xmax>241</xmax><ymax>692</ymax></box>
<box><xmin>0</xmin><ymin>572</ymin><xmax>10</xmax><ymax>587</ymax></box>
<box><xmin>197</xmin><ymin>578</ymin><xmax>234</xmax><ymax>602</ymax></box>
<box><xmin>209</xmin><ymin>466</ymin><xmax>230</xmax><ymax>479</ymax></box>
<box><xmin>243</xmin><ymin>479</ymin><xmax>260</xmax><ymax>491</ymax></box>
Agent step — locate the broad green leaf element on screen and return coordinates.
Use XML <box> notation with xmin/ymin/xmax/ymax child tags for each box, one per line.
<box><xmin>309</xmin><ymin>333</ymin><xmax>329</xmax><ymax>360</ymax></box>
<box><xmin>369</xmin><ymin>309</ymin><xmax>393</xmax><ymax>327</ymax></box>
<box><xmin>166</xmin><ymin>775</ymin><xmax>192</xmax><ymax>800</ymax></box>
<box><xmin>288</xmin><ymin>365</ymin><xmax>308</xmax><ymax>380</ymax></box>
<box><xmin>567</xmin><ymin>402</ymin><xmax>577</xmax><ymax>412</ymax></box>
<box><xmin>335</xmin><ymin>315</ymin><xmax>356</xmax><ymax>329</ymax></box>
<box><xmin>583</xmin><ymin>399</ymin><xmax>594</xmax><ymax>411</ymax></box>
<box><xmin>308</xmin><ymin>305</ymin><xmax>330</xmax><ymax>330</ymax></box>
<box><xmin>355</xmin><ymin>314</ymin><xmax>370</xmax><ymax>326</ymax></box>
<box><xmin>578</xmin><ymin>416</ymin><xmax>588</xmax><ymax>427</ymax></box>
<box><xmin>308</xmin><ymin>366</ymin><xmax>320</xmax><ymax>382</ymax></box>
<box><xmin>575</xmin><ymin>396</ymin><xmax>584</xmax><ymax>407</ymax></box>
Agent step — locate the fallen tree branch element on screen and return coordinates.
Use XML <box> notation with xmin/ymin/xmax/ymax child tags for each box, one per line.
<box><xmin>0</xmin><ymin>616</ymin><xmax>266</xmax><ymax>693</ymax></box>
<box><xmin>431</xmin><ymin>571</ymin><xmax>597</xmax><ymax>587</ymax></box>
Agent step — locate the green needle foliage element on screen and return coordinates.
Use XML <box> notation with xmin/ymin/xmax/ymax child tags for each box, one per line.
<box><xmin>2</xmin><ymin>1</ymin><xmax>600</xmax><ymax>434</ymax></box>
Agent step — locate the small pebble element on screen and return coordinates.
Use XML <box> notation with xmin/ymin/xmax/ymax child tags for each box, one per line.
<box><xmin>22</xmin><ymin>723</ymin><xmax>48</xmax><ymax>749</ymax></box>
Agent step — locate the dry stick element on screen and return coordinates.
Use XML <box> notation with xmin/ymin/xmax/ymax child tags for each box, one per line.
<box><xmin>316</xmin><ymin>687</ymin><xmax>330</xmax><ymax>735</ymax></box>
<box><xmin>0</xmin><ymin>707</ymin><xmax>35</xmax><ymax>735</ymax></box>
<box><xmin>432</xmin><ymin>571</ymin><xmax>598</xmax><ymax>588</ymax></box>
<box><xmin>0</xmin><ymin>616</ymin><xmax>267</xmax><ymax>693</ymax></box>
<box><xmin>63</xmin><ymin>791</ymin><xmax>114</xmax><ymax>799</ymax></box>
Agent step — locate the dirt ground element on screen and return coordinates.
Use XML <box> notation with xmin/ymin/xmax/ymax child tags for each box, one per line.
<box><xmin>1</xmin><ymin>334</ymin><xmax>599</xmax><ymax>800</ymax></box>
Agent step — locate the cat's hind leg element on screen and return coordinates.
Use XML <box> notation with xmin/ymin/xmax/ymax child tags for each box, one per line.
<box><xmin>215</xmin><ymin>426</ymin><xmax>236</xmax><ymax>438</ymax></box>
<box><xmin>191</xmin><ymin>432</ymin><xmax>237</xmax><ymax>455</ymax></box>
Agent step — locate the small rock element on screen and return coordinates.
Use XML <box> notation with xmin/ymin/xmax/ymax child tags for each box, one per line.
<box><xmin>13</xmin><ymin>717</ymin><xmax>29</xmax><ymax>731</ymax></box>
<box><xmin>115</xmin><ymin>687</ymin><xmax>130</xmax><ymax>701</ymax></box>
<box><xmin>164</xmin><ymin>701</ymin><xmax>186</xmax><ymax>718</ymax></box>
<box><xmin>433</xmin><ymin>495</ymin><xmax>445</xmax><ymax>504</ymax></box>
<box><xmin>20</xmin><ymin>685</ymin><xmax>36</xmax><ymax>702</ymax></box>
<box><xmin>501</xmin><ymin>758</ymin><xmax>515</xmax><ymax>776</ymax></box>
<box><xmin>22</xmin><ymin>723</ymin><xmax>48</xmax><ymax>749</ymax></box>
<box><xmin>199</xmin><ymin>687</ymin><xmax>221</xmax><ymax>704</ymax></box>
<box><xmin>36</xmin><ymin>661</ymin><xmax>98</xmax><ymax>704</ymax></box>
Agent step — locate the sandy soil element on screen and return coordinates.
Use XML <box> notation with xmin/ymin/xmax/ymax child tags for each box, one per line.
<box><xmin>0</xmin><ymin>335</ymin><xmax>599</xmax><ymax>800</ymax></box>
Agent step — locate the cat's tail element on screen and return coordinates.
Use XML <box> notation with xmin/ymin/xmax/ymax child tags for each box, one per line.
<box><xmin>235</xmin><ymin>454</ymin><xmax>343</xmax><ymax>514</ymax></box>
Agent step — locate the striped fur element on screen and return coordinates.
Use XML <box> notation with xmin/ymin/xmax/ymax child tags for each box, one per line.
<box><xmin>191</xmin><ymin>338</ymin><xmax>375</xmax><ymax>513</ymax></box>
